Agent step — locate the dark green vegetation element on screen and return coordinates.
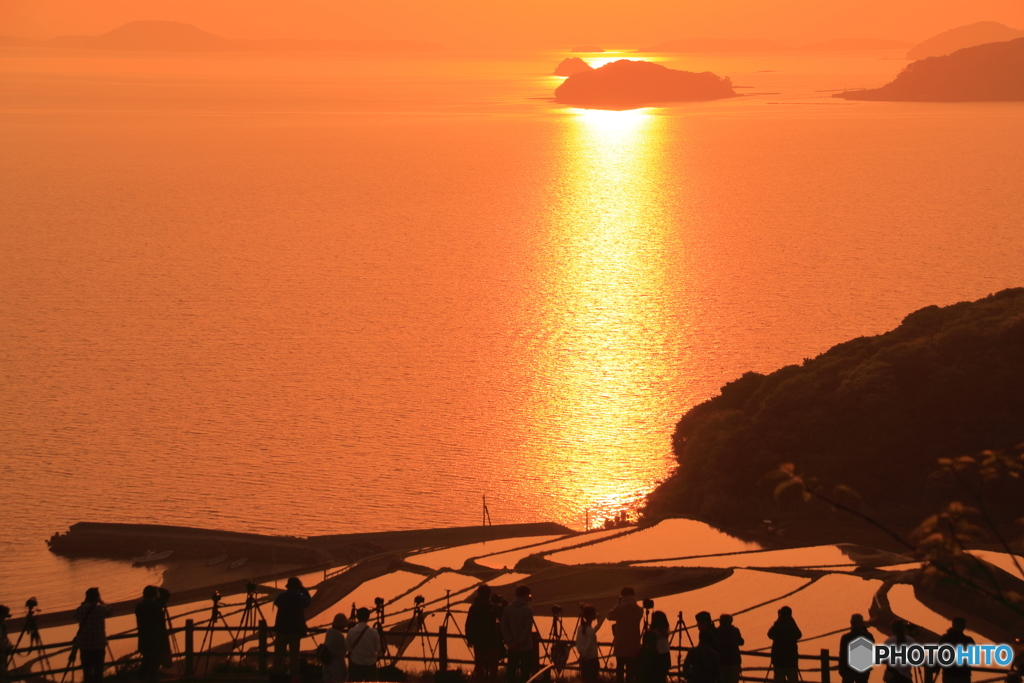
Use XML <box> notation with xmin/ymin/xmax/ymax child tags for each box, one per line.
<box><xmin>835</xmin><ymin>38</ymin><xmax>1024</xmax><ymax>101</ymax></box>
<box><xmin>645</xmin><ymin>288</ymin><xmax>1024</xmax><ymax>533</ymax></box>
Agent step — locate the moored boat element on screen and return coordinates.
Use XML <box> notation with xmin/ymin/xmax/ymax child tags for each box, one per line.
<box><xmin>132</xmin><ymin>549</ymin><xmax>173</xmax><ymax>565</ymax></box>
<box><xmin>206</xmin><ymin>552</ymin><xmax>228</xmax><ymax>566</ymax></box>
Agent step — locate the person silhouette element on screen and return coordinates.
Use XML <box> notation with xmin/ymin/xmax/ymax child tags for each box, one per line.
<box><xmin>838</xmin><ymin>614</ymin><xmax>872</xmax><ymax>683</ymax></box>
<box><xmin>683</xmin><ymin>617</ymin><xmax>721</xmax><ymax>683</ymax></box>
<box><xmin>500</xmin><ymin>586</ymin><xmax>536</xmax><ymax>683</ymax></box>
<box><xmin>274</xmin><ymin>577</ymin><xmax>312</xmax><ymax>680</ymax></box>
<box><xmin>322</xmin><ymin>613</ymin><xmax>349</xmax><ymax>683</ymax></box>
<box><xmin>882</xmin><ymin>620</ymin><xmax>916</xmax><ymax>683</ymax></box>
<box><xmin>576</xmin><ymin>605</ymin><xmax>600</xmax><ymax>683</ymax></box>
<box><xmin>75</xmin><ymin>588</ymin><xmax>114</xmax><ymax>683</ymax></box>
<box><xmin>466</xmin><ymin>585</ymin><xmax>502</xmax><ymax>683</ymax></box>
<box><xmin>639</xmin><ymin>611</ymin><xmax>670</xmax><ymax>683</ymax></box>
<box><xmin>939</xmin><ymin>618</ymin><xmax>975</xmax><ymax>683</ymax></box>
<box><xmin>718</xmin><ymin>614</ymin><xmax>744</xmax><ymax>683</ymax></box>
<box><xmin>607</xmin><ymin>587</ymin><xmax>643</xmax><ymax>683</ymax></box>
<box><xmin>135</xmin><ymin>586</ymin><xmax>171</xmax><ymax>683</ymax></box>
<box><xmin>767</xmin><ymin>606</ymin><xmax>801</xmax><ymax>683</ymax></box>
<box><xmin>346</xmin><ymin>607</ymin><xmax>382</xmax><ymax>682</ymax></box>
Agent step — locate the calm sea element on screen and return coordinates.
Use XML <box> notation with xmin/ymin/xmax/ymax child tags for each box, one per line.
<box><xmin>2</xmin><ymin>47</ymin><xmax>1023</xmax><ymax>611</ymax></box>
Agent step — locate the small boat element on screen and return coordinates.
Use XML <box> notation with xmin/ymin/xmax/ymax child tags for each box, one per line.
<box><xmin>227</xmin><ymin>557</ymin><xmax>248</xmax><ymax>570</ymax></box>
<box><xmin>132</xmin><ymin>550</ymin><xmax>173</xmax><ymax>566</ymax></box>
<box><xmin>206</xmin><ymin>552</ymin><xmax>228</xmax><ymax>566</ymax></box>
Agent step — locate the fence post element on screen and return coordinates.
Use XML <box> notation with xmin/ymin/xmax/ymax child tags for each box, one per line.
<box><xmin>820</xmin><ymin>649</ymin><xmax>830</xmax><ymax>683</ymax></box>
<box><xmin>439</xmin><ymin>625</ymin><xmax>448</xmax><ymax>672</ymax></box>
<box><xmin>259</xmin><ymin>620</ymin><xmax>268</xmax><ymax>674</ymax></box>
<box><xmin>184</xmin><ymin>619</ymin><xmax>195</xmax><ymax>678</ymax></box>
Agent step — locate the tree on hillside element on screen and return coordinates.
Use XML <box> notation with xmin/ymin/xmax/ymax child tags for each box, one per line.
<box><xmin>769</xmin><ymin>447</ymin><xmax>1024</xmax><ymax>619</ymax></box>
<box><xmin>643</xmin><ymin>288</ymin><xmax>1024</xmax><ymax>532</ymax></box>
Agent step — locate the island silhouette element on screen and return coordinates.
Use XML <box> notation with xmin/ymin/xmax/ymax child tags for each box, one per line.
<box><xmin>639</xmin><ymin>36</ymin><xmax>913</xmax><ymax>53</ymax></box>
<box><xmin>554</xmin><ymin>59</ymin><xmax>736</xmax><ymax>108</ymax></box>
<box><xmin>800</xmin><ymin>37</ymin><xmax>912</xmax><ymax>51</ymax></box>
<box><xmin>834</xmin><ymin>38</ymin><xmax>1024</xmax><ymax>101</ymax></box>
<box><xmin>644</xmin><ymin>288</ymin><xmax>1024</xmax><ymax>536</ymax></box>
<box><xmin>26</xmin><ymin>20</ymin><xmax>444</xmax><ymax>52</ymax></box>
<box><xmin>907</xmin><ymin>21</ymin><xmax>1024</xmax><ymax>59</ymax></box>
<box><xmin>640</xmin><ymin>37</ymin><xmax>793</xmax><ymax>53</ymax></box>
<box><xmin>553</xmin><ymin>57</ymin><xmax>593</xmax><ymax>76</ymax></box>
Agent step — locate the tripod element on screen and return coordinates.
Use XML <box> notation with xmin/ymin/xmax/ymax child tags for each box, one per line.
<box><xmin>389</xmin><ymin>598</ymin><xmax>429</xmax><ymax>668</ymax></box>
<box><xmin>672</xmin><ymin>612</ymin><xmax>694</xmax><ymax>683</ymax></box>
<box><xmin>546</xmin><ymin>609</ymin><xmax>571</xmax><ymax>676</ymax></box>
<box><xmin>196</xmin><ymin>593</ymin><xmax>236</xmax><ymax>676</ymax></box>
<box><xmin>234</xmin><ymin>584</ymin><xmax>268</xmax><ymax>663</ymax></box>
<box><xmin>482</xmin><ymin>496</ymin><xmax>493</xmax><ymax>527</ymax></box>
<box><xmin>432</xmin><ymin>591</ymin><xmax>466</xmax><ymax>669</ymax></box>
<box><xmin>10</xmin><ymin>600</ymin><xmax>53</xmax><ymax>677</ymax></box>
<box><xmin>373</xmin><ymin>599</ymin><xmax>390</xmax><ymax>663</ymax></box>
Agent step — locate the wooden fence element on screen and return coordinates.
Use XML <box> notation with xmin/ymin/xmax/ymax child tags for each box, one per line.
<box><xmin>3</xmin><ymin>619</ymin><xmax>1013</xmax><ymax>683</ymax></box>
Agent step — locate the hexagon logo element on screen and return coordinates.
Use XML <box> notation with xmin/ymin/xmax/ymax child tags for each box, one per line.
<box><xmin>848</xmin><ymin>636</ymin><xmax>875</xmax><ymax>673</ymax></box>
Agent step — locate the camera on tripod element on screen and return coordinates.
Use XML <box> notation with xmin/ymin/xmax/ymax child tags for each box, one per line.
<box><xmin>642</xmin><ymin>598</ymin><xmax>654</xmax><ymax>610</ymax></box>
<box><xmin>375</xmin><ymin>597</ymin><xmax>385</xmax><ymax>607</ymax></box>
<box><xmin>246</xmin><ymin>581</ymin><xmax>258</xmax><ymax>593</ymax></box>
<box><xmin>26</xmin><ymin>597</ymin><xmax>38</xmax><ymax>610</ymax></box>
<box><xmin>211</xmin><ymin>591</ymin><xmax>221</xmax><ymax>605</ymax></box>
<box><xmin>413</xmin><ymin>595</ymin><xmax>425</xmax><ymax>606</ymax></box>
<box><xmin>551</xmin><ymin>605</ymin><xmax>562</xmax><ymax>617</ymax></box>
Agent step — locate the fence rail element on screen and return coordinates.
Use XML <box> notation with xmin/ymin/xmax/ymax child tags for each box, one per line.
<box><xmin>3</xmin><ymin>621</ymin><xmax>1013</xmax><ymax>683</ymax></box>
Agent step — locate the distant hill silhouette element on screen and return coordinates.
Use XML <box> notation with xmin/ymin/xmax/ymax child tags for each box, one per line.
<box><xmin>907</xmin><ymin>21</ymin><xmax>1024</xmax><ymax>59</ymax></box>
<box><xmin>834</xmin><ymin>38</ymin><xmax>1024</xmax><ymax>101</ymax></box>
<box><xmin>801</xmin><ymin>37</ymin><xmax>912</xmax><ymax>51</ymax></box>
<box><xmin>640</xmin><ymin>37</ymin><xmax>793</xmax><ymax>53</ymax></box>
<box><xmin>42</xmin><ymin>20</ymin><xmax>443</xmax><ymax>52</ymax></box>
<box><xmin>51</xmin><ymin>21</ymin><xmax>228</xmax><ymax>51</ymax></box>
<box><xmin>571</xmin><ymin>45</ymin><xmax>604</xmax><ymax>53</ymax></box>
<box><xmin>643</xmin><ymin>288</ymin><xmax>1024</xmax><ymax>533</ymax></box>
<box><xmin>553</xmin><ymin>57</ymin><xmax>593</xmax><ymax>76</ymax></box>
<box><xmin>554</xmin><ymin>59</ymin><xmax>736</xmax><ymax>109</ymax></box>
<box><xmin>0</xmin><ymin>36</ymin><xmax>45</xmax><ymax>47</ymax></box>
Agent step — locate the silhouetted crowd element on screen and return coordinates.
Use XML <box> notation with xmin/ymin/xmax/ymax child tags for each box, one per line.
<box><xmin>462</xmin><ymin>584</ymin><xmax>1023</xmax><ymax>683</ymax></box>
<box><xmin>3</xmin><ymin>580</ymin><xmax>1022</xmax><ymax>683</ymax></box>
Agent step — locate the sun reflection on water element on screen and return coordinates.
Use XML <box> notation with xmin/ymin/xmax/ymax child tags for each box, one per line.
<box><xmin>524</xmin><ymin>107</ymin><xmax>678</xmax><ymax>528</ymax></box>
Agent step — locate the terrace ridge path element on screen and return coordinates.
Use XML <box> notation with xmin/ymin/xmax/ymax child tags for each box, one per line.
<box><xmin>25</xmin><ymin>521</ymin><xmax>572</xmax><ymax>628</ymax></box>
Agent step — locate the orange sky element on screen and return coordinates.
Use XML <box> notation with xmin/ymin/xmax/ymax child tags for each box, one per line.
<box><xmin>2</xmin><ymin>0</ymin><xmax>1023</xmax><ymax>46</ymax></box>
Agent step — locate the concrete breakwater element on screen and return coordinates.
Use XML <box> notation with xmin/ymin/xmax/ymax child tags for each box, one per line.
<box><xmin>18</xmin><ymin>520</ymin><xmax>573</xmax><ymax>629</ymax></box>
<box><xmin>46</xmin><ymin>521</ymin><xmax>573</xmax><ymax>565</ymax></box>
